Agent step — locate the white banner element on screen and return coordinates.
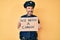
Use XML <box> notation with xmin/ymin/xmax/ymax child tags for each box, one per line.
<box><xmin>19</xmin><ymin>17</ymin><xmax>38</xmax><ymax>31</ymax></box>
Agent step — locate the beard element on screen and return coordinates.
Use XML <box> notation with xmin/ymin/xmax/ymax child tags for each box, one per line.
<box><xmin>28</xmin><ymin>11</ymin><xmax>33</xmax><ymax>12</ymax></box>
<box><xmin>28</xmin><ymin>11</ymin><xmax>33</xmax><ymax>13</ymax></box>
<box><xmin>27</xmin><ymin>11</ymin><xmax>33</xmax><ymax>15</ymax></box>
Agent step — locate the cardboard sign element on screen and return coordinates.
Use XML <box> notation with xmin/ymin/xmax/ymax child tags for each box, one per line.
<box><xmin>19</xmin><ymin>17</ymin><xmax>38</xmax><ymax>31</ymax></box>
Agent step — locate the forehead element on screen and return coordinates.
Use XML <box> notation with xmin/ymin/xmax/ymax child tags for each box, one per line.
<box><xmin>26</xmin><ymin>6</ymin><xmax>33</xmax><ymax>8</ymax></box>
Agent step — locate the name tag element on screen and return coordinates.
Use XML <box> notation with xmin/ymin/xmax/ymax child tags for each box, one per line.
<box><xmin>19</xmin><ymin>17</ymin><xmax>38</xmax><ymax>31</ymax></box>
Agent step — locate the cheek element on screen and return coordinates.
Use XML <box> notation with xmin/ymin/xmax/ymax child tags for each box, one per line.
<box><xmin>26</xmin><ymin>9</ymin><xmax>30</xmax><ymax>11</ymax></box>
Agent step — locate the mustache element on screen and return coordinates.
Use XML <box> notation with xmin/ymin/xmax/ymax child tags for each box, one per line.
<box><xmin>28</xmin><ymin>11</ymin><xmax>33</xmax><ymax>12</ymax></box>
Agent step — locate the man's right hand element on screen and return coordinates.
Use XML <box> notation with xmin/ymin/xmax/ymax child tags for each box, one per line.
<box><xmin>18</xmin><ymin>22</ymin><xmax>21</xmax><ymax>29</ymax></box>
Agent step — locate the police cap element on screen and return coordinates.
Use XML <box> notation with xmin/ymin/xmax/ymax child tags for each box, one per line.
<box><xmin>24</xmin><ymin>1</ymin><xmax>35</xmax><ymax>8</ymax></box>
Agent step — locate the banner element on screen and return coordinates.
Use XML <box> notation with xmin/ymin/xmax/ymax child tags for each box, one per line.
<box><xmin>19</xmin><ymin>17</ymin><xmax>38</xmax><ymax>31</ymax></box>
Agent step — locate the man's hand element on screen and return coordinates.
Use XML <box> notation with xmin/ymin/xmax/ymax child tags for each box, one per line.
<box><xmin>18</xmin><ymin>22</ymin><xmax>21</xmax><ymax>29</ymax></box>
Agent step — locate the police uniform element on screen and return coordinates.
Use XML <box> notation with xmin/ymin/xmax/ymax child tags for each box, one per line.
<box><xmin>19</xmin><ymin>1</ymin><xmax>40</xmax><ymax>40</ymax></box>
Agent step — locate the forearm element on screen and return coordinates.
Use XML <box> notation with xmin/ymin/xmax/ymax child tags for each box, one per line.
<box><xmin>18</xmin><ymin>22</ymin><xmax>21</xmax><ymax>29</ymax></box>
<box><xmin>38</xmin><ymin>24</ymin><xmax>40</xmax><ymax>30</ymax></box>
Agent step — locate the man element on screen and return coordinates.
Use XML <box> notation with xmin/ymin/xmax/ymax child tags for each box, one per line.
<box><xmin>18</xmin><ymin>1</ymin><xmax>40</xmax><ymax>40</ymax></box>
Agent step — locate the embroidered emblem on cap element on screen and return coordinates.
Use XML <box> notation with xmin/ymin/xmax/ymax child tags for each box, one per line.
<box><xmin>30</xmin><ymin>2</ymin><xmax>32</xmax><ymax>4</ymax></box>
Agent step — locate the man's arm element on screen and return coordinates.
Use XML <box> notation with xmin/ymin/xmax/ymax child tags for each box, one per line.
<box><xmin>17</xmin><ymin>15</ymin><xmax>25</xmax><ymax>29</ymax></box>
<box><xmin>18</xmin><ymin>22</ymin><xmax>21</xmax><ymax>29</ymax></box>
<box><xmin>18</xmin><ymin>17</ymin><xmax>22</xmax><ymax>29</ymax></box>
<box><xmin>38</xmin><ymin>19</ymin><xmax>40</xmax><ymax>30</ymax></box>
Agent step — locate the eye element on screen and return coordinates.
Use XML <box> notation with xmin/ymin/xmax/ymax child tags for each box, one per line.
<box><xmin>28</xmin><ymin>8</ymin><xmax>30</xmax><ymax>9</ymax></box>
